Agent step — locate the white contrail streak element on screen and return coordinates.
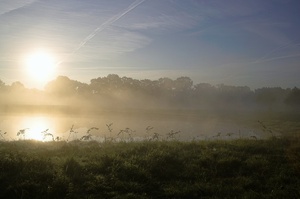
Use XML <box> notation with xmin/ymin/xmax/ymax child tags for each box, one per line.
<box><xmin>57</xmin><ymin>0</ymin><xmax>146</xmax><ymax>66</ymax></box>
<box><xmin>0</xmin><ymin>0</ymin><xmax>37</xmax><ymax>16</ymax></box>
<box><xmin>253</xmin><ymin>53</ymin><xmax>300</xmax><ymax>63</ymax></box>
<box><xmin>254</xmin><ymin>42</ymin><xmax>300</xmax><ymax>64</ymax></box>
<box><xmin>75</xmin><ymin>0</ymin><xmax>146</xmax><ymax>52</ymax></box>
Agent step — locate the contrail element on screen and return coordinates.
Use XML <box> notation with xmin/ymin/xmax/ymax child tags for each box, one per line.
<box><xmin>0</xmin><ymin>0</ymin><xmax>37</xmax><ymax>16</ymax></box>
<box><xmin>57</xmin><ymin>0</ymin><xmax>146</xmax><ymax>66</ymax></box>
<box><xmin>75</xmin><ymin>0</ymin><xmax>146</xmax><ymax>53</ymax></box>
<box><xmin>254</xmin><ymin>42</ymin><xmax>300</xmax><ymax>64</ymax></box>
<box><xmin>254</xmin><ymin>53</ymin><xmax>300</xmax><ymax>63</ymax></box>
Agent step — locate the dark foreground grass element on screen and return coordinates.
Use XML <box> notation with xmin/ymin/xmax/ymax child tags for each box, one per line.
<box><xmin>0</xmin><ymin>138</ymin><xmax>299</xmax><ymax>199</ymax></box>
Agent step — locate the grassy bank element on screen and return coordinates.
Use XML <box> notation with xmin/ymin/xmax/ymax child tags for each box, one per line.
<box><xmin>0</xmin><ymin>138</ymin><xmax>299</xmax><ymax>198</ymax></box>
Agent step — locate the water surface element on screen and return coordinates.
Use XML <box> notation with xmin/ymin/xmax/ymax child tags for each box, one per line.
<box><xmin>0</xmin><ymin>109</ymin><xmax>269</xmax><ymax>141</ymax></box>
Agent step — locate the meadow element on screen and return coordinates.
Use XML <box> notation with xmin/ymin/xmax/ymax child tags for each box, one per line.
<box><xmin>1</xmin><ymin>76</ymin><xmax>300</xmax><ymax>198</ymax></box>
<box><xmin>0</xmin><ymin>137</ymin><xmax>299</xmax><ymax>199</ymax></box>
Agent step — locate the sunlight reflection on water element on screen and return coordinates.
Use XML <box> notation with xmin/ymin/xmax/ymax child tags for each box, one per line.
<box><xmin>0</xmin><ymin>115</ymin><xmax>57</xmax><ymax>141</ymax></box>
<box><xmin>0</xmin><ymin>112</ymin><xmax>266</xmax><ymax>142</ymax></box>
<box><xmin>19</xmin><ymin>116</ymin><xmax>51</xmax><ymax>141</ymax></box>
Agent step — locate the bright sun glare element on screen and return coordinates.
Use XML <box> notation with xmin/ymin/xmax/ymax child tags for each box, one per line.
<box><xmin>20</xmin><ymin>117</ymin><xmax>51</xmax><ymax>141</ymax></box>
<box><xmin>25</xmin><ymin>50</ymin><xmax>56</xmax><ymax>83</ymax></box>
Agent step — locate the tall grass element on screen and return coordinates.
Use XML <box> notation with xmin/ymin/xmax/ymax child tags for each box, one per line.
<box><xmin>0</xmin><ymin>137</ymin><xmax>299</xmax><ymax>198</ymax></box>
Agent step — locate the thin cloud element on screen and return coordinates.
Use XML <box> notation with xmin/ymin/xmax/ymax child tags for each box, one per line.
<box><xmin>66</xmin><ymin>27</ymin><xmax>152</xmax><ymax>62</ymax></box>
<box><xmin>184</xmin><ymin>0</ymin><xmax>266</xmax><ymax>21</ymax></box>
<box><xmin>242</xmin><ymin>22</ymin><xmax>291</xmax><ymax>46</ymax></box>
<box><xmin>210</xmin><ymin>42</ymin><xmax>300</xmax><ymax>82</ymax></box>
<box><xmin>121</xmin><ymin>2</ymin><xmax>202</xmax><ymax>33</ymax></box>
<box><xmin>58</xmin><ymin>0</ymin><xmax>146</xmax><ymax>65</ymax></box>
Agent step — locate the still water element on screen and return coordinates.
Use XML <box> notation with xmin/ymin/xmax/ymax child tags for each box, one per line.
<box><xmin>0</xmin><ymin>110</ymin><xmax>267</xmax><ymax>142</ymax></box>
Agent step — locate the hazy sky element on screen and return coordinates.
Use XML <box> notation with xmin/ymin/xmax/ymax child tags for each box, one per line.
<box><xmin>0</xmin><ymin>0</ymin><xmax>300</xmax><ymax>89</ymax></box>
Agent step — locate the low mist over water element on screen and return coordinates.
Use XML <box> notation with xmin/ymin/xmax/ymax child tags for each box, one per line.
<box><xmin>0</xmin><ymin>111</ymin><xmax>268</xmax><ymax>142</ymax></box>
<box><xmin>1</xmin><ymin>1</ymin><xmax>300</xmax><ymax>198</ymax></box>
<box><xmin>1</xmin><ymin>75</ymin><xmax>299</xmax><ymax>142</ymax></box>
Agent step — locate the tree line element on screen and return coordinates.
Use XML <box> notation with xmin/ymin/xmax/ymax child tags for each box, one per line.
<box><xmin>0</xmin><ymin>75</ymin><xmax>299</xmax><ymax>109</ymax></box>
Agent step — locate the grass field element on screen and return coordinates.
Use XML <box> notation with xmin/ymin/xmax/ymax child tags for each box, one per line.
<box><xmin>0</xmin><ymin>137</ymin><xmax>299</xmax><ymax>199</ymax></box>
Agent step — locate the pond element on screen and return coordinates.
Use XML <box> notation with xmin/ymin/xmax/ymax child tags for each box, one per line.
<box><xmin>0</xmin><ymin>109</ymin><xmax>268</xmax><ymax>142</ymax></box>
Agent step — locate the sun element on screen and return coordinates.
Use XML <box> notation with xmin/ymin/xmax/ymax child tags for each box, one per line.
<box><xmin>25</xmin><ymin>50</ymin><xmax>57</xmax><ymax>83</ymax></box>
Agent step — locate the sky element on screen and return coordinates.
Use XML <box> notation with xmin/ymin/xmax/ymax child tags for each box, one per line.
<box><xmin>0</xmin><ymin>0</ymin><xmax>300</xmax><ymax>89</ymax></box>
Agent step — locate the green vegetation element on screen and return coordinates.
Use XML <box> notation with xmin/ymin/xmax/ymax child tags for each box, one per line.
<box><xmin>1</xmin><ymin>75</ymin><xmax>300</xmax><ymax>115</ymax></box>
<box><xmin>0</xmin><ymin>138</ymin><xmax>299</xmax><ymax>198</ymax></box>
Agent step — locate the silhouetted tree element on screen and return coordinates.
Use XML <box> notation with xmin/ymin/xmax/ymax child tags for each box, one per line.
<box><xmin>0</xmin><ymin>79</ymin><xmax>6</xmax><ymax>92</ymax></box>
<box><xmin>140</xmin><ymin>79</ymin><xmax>159</xmax><ymax>94</ymax></box>
<box><xmin>255</xmin><ymin>87</ymin><xmax>287</xmax><ymax>106</ymax></box>
<box><xmin>194</xmin><ymin>83</ymin><xmax>215</xmax><ymax>93</ymax></box>
<box><xmin>171</xmin><ymin>77</ymin><xmax>193</xmax><ymax>105</ymax></box>
<box><xmin>255</xmin><ymin>89</ymin><xmax>276</xmax><ymax>108</ymax></box>
<box><xmin>285</xmin><ymin>87</ymin><xmax>300</xmax><ymax>106</ymax></box>
<box><xmin>121</xmin><ymin>76</ymin><xmax>140</xmax><ymax>91</ymax></box>
<box><xmin>158</xmin><ymin>77</ymin><xmax>174</xmax><ymax>91</ymax></box>
<box><xmin>193</xmin><ymin>83</ymin><xmax>216</xmax><ymax>105</ymax></box>
<box><xmin>3</xmin><ymin>73</ymin><xmax>298</xmax><ymax>110</ymax></box>
<box><xmin>0</xmin><ymin>79</ymin><xmax>4</xmax><ymax>87</ymax></box>
<box><xmin>216</xmin><ymin>84</ymin><xmax>253</xmax><ymax>105</ymax></box>
<box><xmin>10</xmin><ymin>81</ymin><xmax>25</xmax><ymax>92</ymax></box>
<box><xmin>45</xmin><ymin>76</ymin><xmax>89</xmax><ymax>96</ymax></box>
<box><xmin>90</xmin><ymin>74</ymin><xmax>124</xmax><ymax>94</ymax></box>
<box><xmin>107</xmin><ymin>74</ymin><xmax>122</xmax><ymax>90</ymax></box>
<box><xmin>174</xmin><ymin>76</ymin><xmax>193</xmax><ymax>92</ymax></box>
